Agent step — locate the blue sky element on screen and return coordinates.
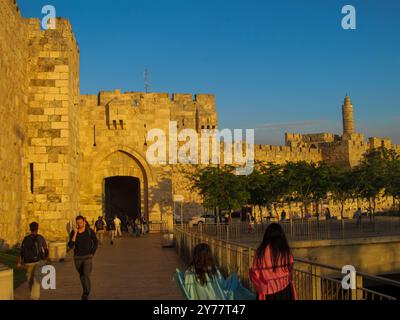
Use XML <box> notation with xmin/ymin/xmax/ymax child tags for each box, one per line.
<box><xmin>19</xmin><ymin>0</ymin><xmax>400</xmax><ymax>144</ymax></box>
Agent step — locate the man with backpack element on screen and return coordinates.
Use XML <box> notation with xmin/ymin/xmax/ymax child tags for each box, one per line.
<box><xmin>17</xmin><ymin>222</ymin><xmax>49</xmax><ymax>300</ymax></box>
<box><xmin>94</xmin><ymin>216</ymin><xmax>106</xmax><ymax>246</ymax></box>
<box><xmin>68</xmin><ymin>215</ymin><xmax>98</xmax><ymax>300</ymax></box>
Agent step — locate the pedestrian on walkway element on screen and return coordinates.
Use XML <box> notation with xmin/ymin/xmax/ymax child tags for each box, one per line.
<box><xmin>325</xmin><ymin>208</ymin><xmax>331</xmax><ymax>221</ymax></box>
<box><xmin>250</xmin><ymin>223</ymin><xmax>296</xmax><ymax>300</ymax></box>
<box><xmin>68</xmin><ymin>215</ymin><xmax>98</xmax><ymax>300</ymax></box>
<box><xmin>126</xmin><ymin>216</ymin><xmax>133</xmax><ymax>234</ymax></box>
<box><xmin>94</xmin><ymin>216</ymin><xmax>106</xmax><ymax>245</ymax></box>
<box><xmin>114</xmin><ymin>216</ymin><xmax>122</xmax><ymax>237</ymax></box>
<box><xmin>141</xmin><ymin>216</ymin><xmax>148</xmax><ymax>234</ymax></box>
<box><xmin>134</xmin><ymin>217</ymin><xmax>141</xmax><ymax>237</ymax></box>
<box><xmin>280</xmin><ymin>210</ymin><xmax>287</xmax><ymax>222</ymax></box>
<box><xmin>354</xmin><ymin>208</ymin><xmax>362</xmax><ymax>226</ymax></box>
<box><xmin>107</xmin><ymin>217</ymin><xmax>116</xmax><ymax>244</ymax></box>
<box><xmin>18</xmin><ymin>222</ymin><xmax>49</xmax><ymax>300</ymax></box>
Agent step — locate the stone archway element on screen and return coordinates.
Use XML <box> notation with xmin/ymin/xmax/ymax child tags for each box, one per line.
<box><xmin>80</xmin><ymin>146</ymin><xmax>154</xmax><ymax>224</ymax></box>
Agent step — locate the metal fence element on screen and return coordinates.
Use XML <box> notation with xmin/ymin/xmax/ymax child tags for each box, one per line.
<box><xmin>148</xmin><ymin>221</ymin><xmax>169</xmax><ymax>233</ymax></box>
<box><xmin>174</xmin><ymin>225</ymin><xmax>400</xmax><ymax>300</ymax></box>
<box><xmin>191</xmin><ymin>216</ymin><xmax>400</xmax><ymax>242</ymax></box>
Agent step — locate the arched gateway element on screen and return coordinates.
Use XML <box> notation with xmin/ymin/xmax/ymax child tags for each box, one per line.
<box><xmin>80</xmin><ymin>145</ymin><xmax>155</xmax><ymax>225</ymax></box>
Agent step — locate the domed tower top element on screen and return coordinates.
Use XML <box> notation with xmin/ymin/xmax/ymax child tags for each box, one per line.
<box><xmin>342</xmin><ymin>94</ymin><xmax>355</xmax><ymax>137</ymax></box>
<box><xmin>344</xmin><ymin>94</ymin><xmax>351</xmax><ymax>105</ymax></box>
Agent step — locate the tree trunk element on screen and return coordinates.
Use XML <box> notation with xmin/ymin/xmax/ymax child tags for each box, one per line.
<box><xmin>300</xmin><ymin>202</ymin><xmax>304</xmax><ymax>219</ymax></box>
<box><xmin>273</xmin><ymin>204</ymin><xmax>279</xmax><ymax>220</ymax></box>
<box><xmin>259</xmin><ymin>205</ymin><xmax>264</xmax><ymax>229</ymax></box>
<box><xmin>340</xmin><ymin>199</ymin><xmax>345</xmax><ymax>220</ymax></box>
<box><xmin>302</xmin><ymin>199</ymin><xmax>308</xmax><ymax>218</ymax></box>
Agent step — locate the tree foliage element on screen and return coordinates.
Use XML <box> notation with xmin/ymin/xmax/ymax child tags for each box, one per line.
<box><xmin>186</xmin><ymin>147</ymin><xmax>400</xmax><ymax>219</ymax></box>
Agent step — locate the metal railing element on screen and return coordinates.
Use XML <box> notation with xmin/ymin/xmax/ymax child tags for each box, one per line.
<box><xmin>174</xmin><ymin>226</ymin><xmax>400</xmax><ymax>300</ymax></box>
<box><xmin>148</xmin><ymin>221</ymin><xmax>169</xmax><ymax>233</ymax></box>
<box><xmin>191</xmin><ymin>216</ymin><xmax>400</xmax><ymax>242</ymax></box>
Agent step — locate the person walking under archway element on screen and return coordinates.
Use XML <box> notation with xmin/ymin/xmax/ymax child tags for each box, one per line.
<box><xmin>114</xmin><ymin>216</ymin><xmax>122</xmax><ymax>237</ymax></box>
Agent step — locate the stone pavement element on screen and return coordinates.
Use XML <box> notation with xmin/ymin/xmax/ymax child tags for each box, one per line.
<box><xmin>15</xmin><ymin>234</ymin><xmax>185</xmax><ymax>300</ymax></box>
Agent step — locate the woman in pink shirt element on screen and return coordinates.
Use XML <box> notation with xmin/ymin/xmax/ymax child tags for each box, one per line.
<box><xmin>249</xmin><ymin>223</ymin><xmax>297</xmax><ymax>300</ymax></box>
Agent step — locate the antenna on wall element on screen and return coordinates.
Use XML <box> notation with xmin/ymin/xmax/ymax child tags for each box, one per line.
<box><xmin>144</xmin><ymin>68</ymin><xmax>150</xmax><ymax>93</ymax></box>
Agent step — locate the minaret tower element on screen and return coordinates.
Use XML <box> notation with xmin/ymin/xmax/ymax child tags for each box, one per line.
<box><xmin>342</xmin><ymin>94</ymin><xmax>355</xmax><ymax>138</ymax></box>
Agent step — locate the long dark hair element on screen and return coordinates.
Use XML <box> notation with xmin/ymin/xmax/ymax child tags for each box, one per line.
<box><xmin>188</xmin><ymin>243</ymin><xmax>217</xmax><ymax>285</ymax></box>
<box><xmin>255</xmin><ymin>223</ymin><xmax>291</xmax><ymax>272</ymax></box>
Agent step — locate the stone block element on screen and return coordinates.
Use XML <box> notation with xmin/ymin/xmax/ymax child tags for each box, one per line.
<box><xmin>0</xmin><ymin>265</ymin><xmax>13</xmax><ymax>300</ymax></box>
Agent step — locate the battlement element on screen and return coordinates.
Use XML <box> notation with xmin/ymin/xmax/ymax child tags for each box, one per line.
<box><xmin>347</xmin><ymin>132</ymin><xmax>365</xmax><ymax>141</ymax></box>
<box><xmin>369</xmin><ymin>137</ymin><xmax>394</xmax><ymax>149</ymax></box>
<box><xmin>301</xmin><ymin>133</ymin><xmax>337</xmax><ymax>142</ymax></box>
<box><xmin>26</xmin><ymin>17</ymin><xmax>78</xmax><ymax>44</ymax></box>
<box><xmin>285</xmin><ymin>132</ymin><xmax>338</xmax><ymax>143</ymax></box>
<box><xmin>4</xmin><ymin>0</ymin><xmax>21</xmax><ymax>15</ymax></box>
<box><xmin>88</xmin><ymin>90</ymin><xmax>215</xmax><ymax>110</ymax></box>
<box><xmin>168</xmin><ymin>93</ymin><xmax>215</xmax><ymax>105</ymax></box>
<box><xmin>285</xmin><ymin>133</ymin><xmax>303</xmax><ymax>141</ymax></box>
<box><xmin>256</xmin><ymin>143</ymin><xmax>322</xmax><ymax>154</ymax></box>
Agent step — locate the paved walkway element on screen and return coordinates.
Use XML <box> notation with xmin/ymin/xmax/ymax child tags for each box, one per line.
<box><xmin>15</xmin><ymin>234</ymin><xmax>185</xmax><ymax>300</ymax></box>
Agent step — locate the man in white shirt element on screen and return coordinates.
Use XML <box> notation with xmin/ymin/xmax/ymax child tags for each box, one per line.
<box><xmin>114</xmin><ymin>216</ymin><xmax>122</xmax><ymax>237</ymax></box>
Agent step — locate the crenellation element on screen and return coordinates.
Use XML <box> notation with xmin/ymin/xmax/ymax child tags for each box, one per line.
<box><xmin>171</xmin><ymin>93</ymin><xmax>194</xmax><ymax>103</ymax></box>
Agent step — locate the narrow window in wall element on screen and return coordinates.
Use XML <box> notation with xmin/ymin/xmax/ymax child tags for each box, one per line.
<box><xmin>30</xmin><ymin>163</ymin><xmax>34</xmax><ymax>193</ymax></box>
<box><xmin>93</xmin><ymin>125</ymin><xmax>96</xmax><ymax>147</ymax></box>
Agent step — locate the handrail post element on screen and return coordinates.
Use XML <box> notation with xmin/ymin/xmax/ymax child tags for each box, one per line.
<box><xmin>341</xmin><ymin>218</ymin><xmax>345</xmax><ymax>239</ymax></box>
<box><xmin>218</xmin><ymin>240</ymin><xmax>223</xmax><ymax>268</ymax></box>
<box><xmin>189</xmin><ymin>233</ymin><xmax>193</xmax><ymax>260</ymax></box>
<box><xmin>248</xmin><ymin>247</ymin><xmax>253</xmax><ymax>289</ymax></box>
<box><xmin>327</xmin><ymin>219</ymin><xmax>331</xmax><ymax>239</ymax></box>
<box><xmin>290</xmin><ymin>217</ymin><xmax>294</xmax><ymax>239</ymax></box>
<box><xmin>226</xmin><ymin>243</ymin><xmax>231</xmax><ymax>274</ymax></box>
<box><xmin>311</xmin><ymin>265</ymin><xmax>322</xmax><ymax>300</ymax></box>
<box><xmin>237</xmin><ymin>247</ymin><xmax>244</xmax><ymax>282</ymax></box>
<box><xmin>352</xmin><ymin>274</ymin><xmax>364</xmax><ymax>300</ymax></box>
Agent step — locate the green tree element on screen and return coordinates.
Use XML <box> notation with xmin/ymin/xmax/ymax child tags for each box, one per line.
<box><xmin>383</xmin><ymin>149</ymin><xmax>400</xmax><ymax>213</ymax></box>
<box><xmin>246</xmin><ymin>161</ymin><xmax>284</xmax><ymax>223</ymax></box>
<box><xmin>310</xmin><ymin>162</ymin><xmax>334</xmax><ymax>216</ymax></box>
<box><xmin>281</xmin><ymin>161</ymin><xmax>315</xmax><ymax>218</ymax></box>
<box><xmin>354</xmin><ymin>147</ymin><xmax>391</xmax><ymax>215</ymax></box>
<box><xmin>329</xmin><ymin>166</ymin><xmax>357</xmax><ymax>219</ymax></box>
<box><xmin>187</xmin><ymin>165</ymin><xmax>249</xmax><ymax>222</ymax></box>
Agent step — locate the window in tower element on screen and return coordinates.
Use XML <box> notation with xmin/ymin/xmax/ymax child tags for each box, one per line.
<box><xmin>29</xmin><ymin>163</ymin><xmax>34</xmax><ymax>193</ymax></box>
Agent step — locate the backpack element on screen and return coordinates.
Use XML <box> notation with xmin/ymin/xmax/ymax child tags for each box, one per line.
<box><xmin>22</xmin><ymin>235</ymin><xmax>43</xmax><ymax>263</ymax></box>
<box><xmin>107</xmin><ymin>220</ymin><xmax>115</xmax><ymax>231</ymax></box>
<box><xmin>95</xmin><ymin>219</ymin><xmax>104</xmax><ymax>230</ymax></box>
